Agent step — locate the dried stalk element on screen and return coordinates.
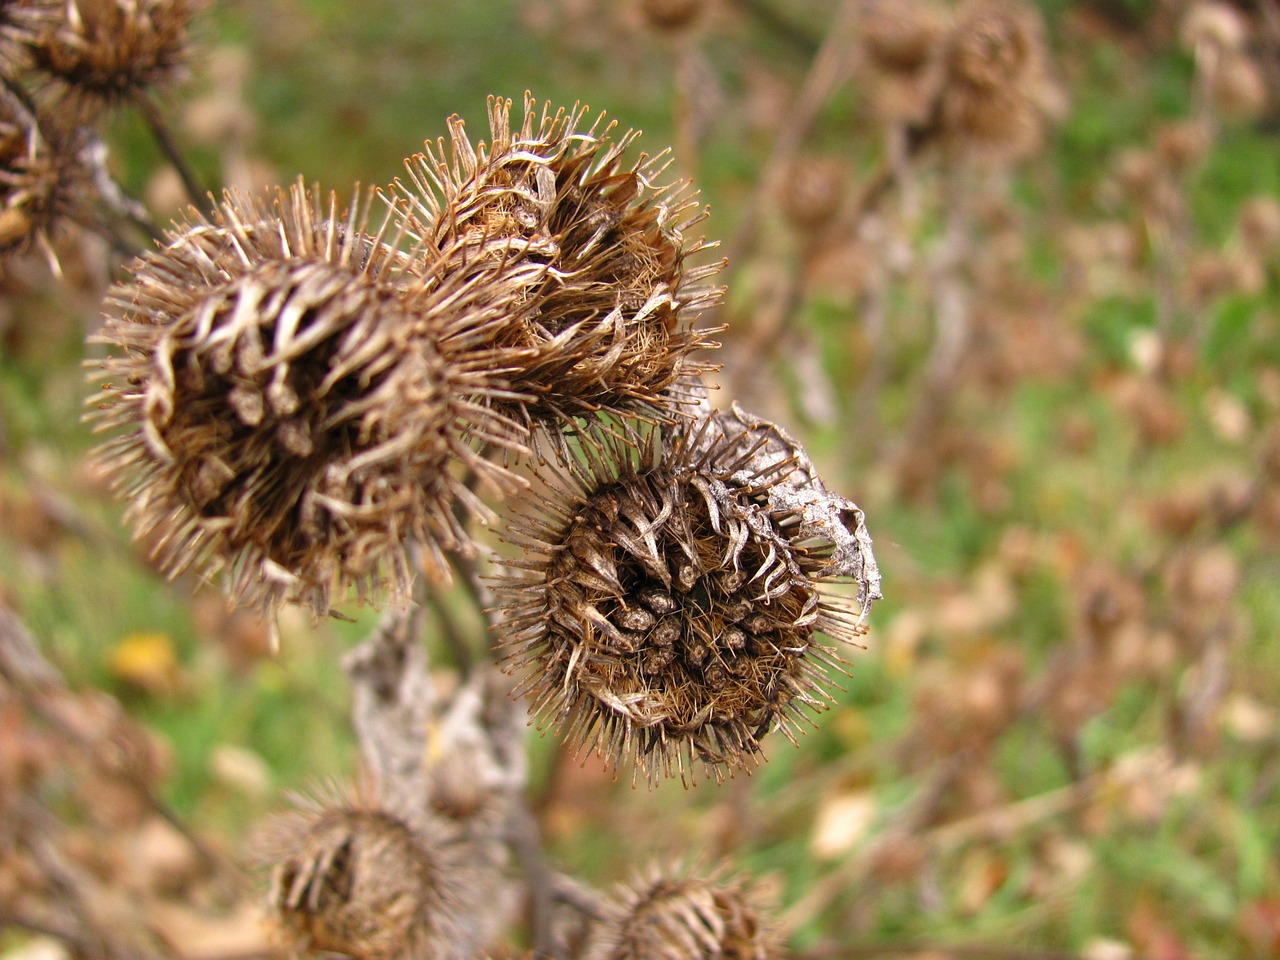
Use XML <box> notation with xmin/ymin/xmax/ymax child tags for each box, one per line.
<box><xmin>715</xmin><ymin>0</ymin><xmax>862</xmax><ymax>288</ymax></box>
<box><xmin>132</xmin><ymin>87</ymin><xmax>209</xmax><ymax>209</ymax></box>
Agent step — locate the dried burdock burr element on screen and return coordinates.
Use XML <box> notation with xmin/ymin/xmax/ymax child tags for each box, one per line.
<box><xmin>583</xmin><ymin>862</ymin><xmax>784</xmax><ymax>960</ymax></box>
<box><xmin>493</xmin><ymin>404</ymin><xmax>877</xmax><ymax>785</ymax></box>
<box><xmin>0</xmin><ymin>0</ymin><xmax>59</xmax><ymax>76</ymax></box>
<box><xmin>32</xmin><ymin>0</ymin><xmax>202</xmax><ymax>110</ymax></box>
<box><xmin>0</xmin><ymin>85</ymin><xmax>93</xmax><ymax>261</ymax></box>
<box><xmin>779</xmin><ymin>154</ymin><xmax>847</xmax><ymax>234</ymax></box>
<box><xmin>394</xmin><ymin>93</ymin><xmax>723</xmax><ymax>430</ymax></box>
<box><xmin>89</xmin><ymin>180</ymin><xmax>531</xmax><ymax>620</ymax></box>
<box><xmin>256</xmin><ymin>794</ymin><xmax>473</xmax><ymax>960</ymax></box>
<box><xmin>939</xmin><ymin>0</ymin><xmax>1048</xmax><ymax>162</ymax></box>
<box><xmin>857</xmin><ymin>0</ymin><xmax>948</xmax><ymax>126</ymax></box>
<box><xmin>638</xmin><ymin>0</ymin><xmax>706</xmax><ymax>35</ymax></box>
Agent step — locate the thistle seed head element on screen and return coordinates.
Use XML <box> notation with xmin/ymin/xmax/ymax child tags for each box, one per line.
<box><xmin>584</xmin><ymin>863</ymin><xmax>784</xmax><ymax>960</ymax></box>
<box><xmin>33</xmin><ymin>0</ymin><xmax>202</xmax><ymax>108</ymax></box>
<box><xmin>0</xmin><ymin>0</ymin><xmax>59</xmax><ymax>76</ymax></box>
<box><xmin>394</xmin><ymin>93</ymin><xmax>723</xmax><ymax>430</ymax></box>
<box><xmin>89</xmin><ymin>181</ymin><xmax>528</xmax><ymax>618</ymax></box>
<box><xmin>858</xmin><ymin>0</ymin><xmax>948</xmax><ymax>125</ymax></box>
<box><xmin>0</xmin><ymin>86</ymin><xmax>92</xmax><ymax>258</ymax></box>
<box><xmin>256</xmin><ymin>796</ymin><xmax>463</xmax><ymax>960</ymax></box>
<box><xmin>494</xmin><ymin>410</ymin><xmax>874</xmax><ymax>785</ymax></box>
<box><xmin>940</xmin><ymin>0</ymin><xmax>1048</xmax><ymax>160</ymax></box>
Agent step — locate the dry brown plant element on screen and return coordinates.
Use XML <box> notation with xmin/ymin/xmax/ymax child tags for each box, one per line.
<box><xmin>0</xmin><ymin>84</ymin><xmax>93</xmax><ymax>261</ymax></box>
<box><xmin>31</xmin><ymin>0</ymin><xmax>202</xmax><ymax>111</ymax></box>
<box><xmin>583</xmin><ymin>862</ymin><xmax>784</xmax><ymax>960</ymax></box>
<box><xmin>257</xmin><ymin>793</ymin><xmax>474</xmax><ymax>960</ymax></box>
<box><xmin>494</xmin><ymin>405</ymin><xmax>876</xmax><ymax>784</ymax></box>
<box><xmin>393</xmin><ymin>93</ymin><xmax>724</xmax><ymax>430</ymax></box>
<box><xmin>89</xmin><ymin>181</ymin><xmax>534</xmax><ymax>621</ymax></box>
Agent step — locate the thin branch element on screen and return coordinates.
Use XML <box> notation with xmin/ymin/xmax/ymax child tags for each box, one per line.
<box><xmin>550</xmin><ymin>870</ymin><xmax>608</xmax><ymax>922</ymax></box>
<box><xmin>423</xmin><ymin>572</ymin><xmax>476</xmax><ymax>675</ymax></box>
<box><xmin>507</xmin><ymin>801</ymin><xmax>566</xmax><ymax>960</ymax></box>
<box><xmin>715</xmin><ymin>0</ymin><xmax>862</xmax><ymax>284</ymax></box>
<box><xmin>132</xmin><ymin>87</ymin><xmax>209</xmax><ymax>210</ymax></box>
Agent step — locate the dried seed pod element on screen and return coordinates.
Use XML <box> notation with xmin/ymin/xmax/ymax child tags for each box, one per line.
<box><xmin>256</xmin><ymin>797</ymin><xmax>469</xmax><ymax>960</ymax></box>
<box><xmin>494</xmin><ymin>409</ymin><xmax>875</xmax><ymax>784</ymax></box>
<box><xmin>90</xmin><ymin>181</ymin><xmax>529</xmax><ymax>619</ymax></box>
<box><xmin>857</xmin><ymin>0</ymin><xmax>948</xmax><ymax>125</ymax></box>
<box><xmin>638</xmin><ymin>0</ymin><xmax>705</xmax><ymax>35</ymax></box>
<box><xmin>0</xmin><ymin>0</ymin><xmax>60</xmax><ymax>76</ymax></box>
<box><xmin>584</xmin><ymin>863</ymin><xmax>784</xmax><ymax>960</ymax></box>
<box><xmin>940</xmin><ymin>0</ymin><xmax>1048</xmax><ymax>161</ymax></box>
<box><xmin>394</xmin><ymin>93</ymin><xmax>723</xmax><ymax>429</ymax></box>
<box><xmin>779</xmin><ymin>154</ymin><xmax>847</xmax><ymax>233</ymax></box>
<box><xmin>0</xmin><ymin>86</ymin><xmax>93</xmax><ymax>259</ymax></box>
<box><xmin>32</xmin><ymin>0</ymin><xmax>202</xmax><ymax>108</ymax></box>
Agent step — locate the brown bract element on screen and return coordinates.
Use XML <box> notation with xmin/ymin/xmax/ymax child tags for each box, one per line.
<box><xmin>32</xmin><ymin>0</ymin><xmax>202</xmax><ymax>108</ymax></box>
<box><xmin>584</xmin><ymin>863</ymin><xmax>784</xmax><ymax>960</ymax></box>
<box><xmin>0</xmin><ymin>0</ymin><xmax>59</xmax><ymax>77</ymax></box>
<box><xmin>0</xmin><ymin>85</ymin><xmax>92</xmax><ymax>260</ymax></box>
<box><xmin>89</xmin><ymin>181</ymin><xmax>531</xmax><ymax>619</ymax></box>
<box><xmin>493</xmin><ymin>407</ymin><xmax>875</xmax><ymax>785</ymax></box>
<box><xmin>858</xmin><ymin>0</ymin><xmax>949</xmax><ymax>126</ymax></box>
<box><xmin>393</xmin><ymin>93</ymin><xmax>723</xmax><ymax>430</ymax></box>
<box><xmin>256</xmin><ymin>799</ymin><xmax>465</xmax><ymax>960</ymax></box>
<box><xmin>940</xmin><ymin>0</ymin><xmax>1048</xmax><ymax>161</ymax></box>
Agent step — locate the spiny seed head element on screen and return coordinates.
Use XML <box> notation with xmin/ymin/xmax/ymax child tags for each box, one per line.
<box><xmin>255</xmin><ymin>795</ymin><xmax>463</xmax><ymax>960</ymax></box>
<box><xmin>639</xmin><ymin>0</ymin><xmax>706</xmax><ymax>35</ymax></box>
<box><xmin>393</xmin><ymin>92</ymin><xmax>723</xmax><ymax>430</ymax></box>
<box><xmin>89</xmin><ymin>180</ymin><xmax>529</xmax><ymax>619</ymax></box>
<box><xmin>0</xmin><ymin>86</ymin><xmax>92</xmax><ymax>259</ymax></box>
<box><xmin>493</xmin><ymin>411</ymin><xmax>874</xmax><ymax>785</ymax></box>
<box><xmin>780</xmin><ymin>154</ymin><xmax>847</xmax><ymax>233</ymax></box>
<box><xmin>584</xmin><ymin>863</ymin><xmax>784</xmax><ymax>960</ymax></box>
<box><xmin>33</xmin><ymin>0</ymin><xmax>203</xmax><ymax>108</ymax></box>
<box><xmin>858</xmin><ymin>0</ymin><xmax>948</xmax><ymax>125</ymax></box>
<box><xmin>0</xmin><ymin>0</ymin><xmax>60</xmax><ymax>76</ymax></box>
<box><xmin>940</xmin><ymin>0</ymin><xmax>1048</xmax><ymax>160</ymax></box>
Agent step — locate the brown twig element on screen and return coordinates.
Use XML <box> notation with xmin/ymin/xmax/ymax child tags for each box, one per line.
<box><xmin>715</xmin><ymin>0</ymin><xmax>862</xmax><ymax>286</ymax></box>
<box><xmin>132</xmin><ymin>87</ymin><xmax>209</xmax><ymax>210</ymax></box>
<box><xmin>550</xmin><ymin>869</ymin><xmax>609</xmax><ymax>922</ymax></box>
<box><xmin>507</xmin><ymin>800</ymin><xmax>567</xmax><ymax>960</ymax></box>
<box><xmin>423</xmin><ymin>571</ymin><xmax>477</xmax><ymax>675</ymax></box>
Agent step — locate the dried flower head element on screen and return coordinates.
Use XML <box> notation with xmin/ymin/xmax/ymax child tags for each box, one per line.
<box><xmin>780</xmin><ymin>154</ymin><xmax>847</xmax><ymax>233</ymax></box>
<box><xmin>0</xmin><ymin>86</ymin><xmax>93</xmax><ymax>259</ymax></box>
<box><xmin>394</xmin><ymin>93</ymin><xmax>723</xmax><ymax>429</ymax></box>
<box><xmin>494</xmin><ymin>406</ymin><xmax>876</xmax><ymax>784</ymax></box>
<box><xmin>584</xmin><ymin>863</ymin><xmax>784</xmax><ymax>960</ymax></box>
<box><xmin>256</xmin><ymin>795</ymin><xmax>464</xmax><ymax>960</ymax></box>
<box><xmin>0</xmin><ymin>0</ymin><xmax>59</xmax><ymax>76</ymax></box>
<box><xmin>857</xmin><ymin>0</ymin><xmax>948</xmax><ymax>125</ymax></box>
<box><xmin>90</xmin><ymin>181</ymin><xmax>529</xmax><ymax>618</ymax></box>
<box><xmin>638</xmin><ymin>0</ymin><xmax>705</xmax><ymax>35</ymax></box>
<box><xmin>940</xmin><ymin>0</ymin><xmax>1048</xmax><ymax>161</ymax></box>
<box><xmin>32</xmin><ymin>0</ymin><xmax>202</xmax><ymax>107</ymax></box>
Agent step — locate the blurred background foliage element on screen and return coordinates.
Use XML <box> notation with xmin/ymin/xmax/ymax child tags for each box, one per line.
<box><xmin>4</xmin><ymin>0</ymin><xmax>1280</xmax><ymax>957</ymax></box>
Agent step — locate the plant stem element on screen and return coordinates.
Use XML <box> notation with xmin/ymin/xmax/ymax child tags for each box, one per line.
<box><xmin>132</xmin><ymin>88</ymin><xmax>209</xmax><ymax>209</ymax></box>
